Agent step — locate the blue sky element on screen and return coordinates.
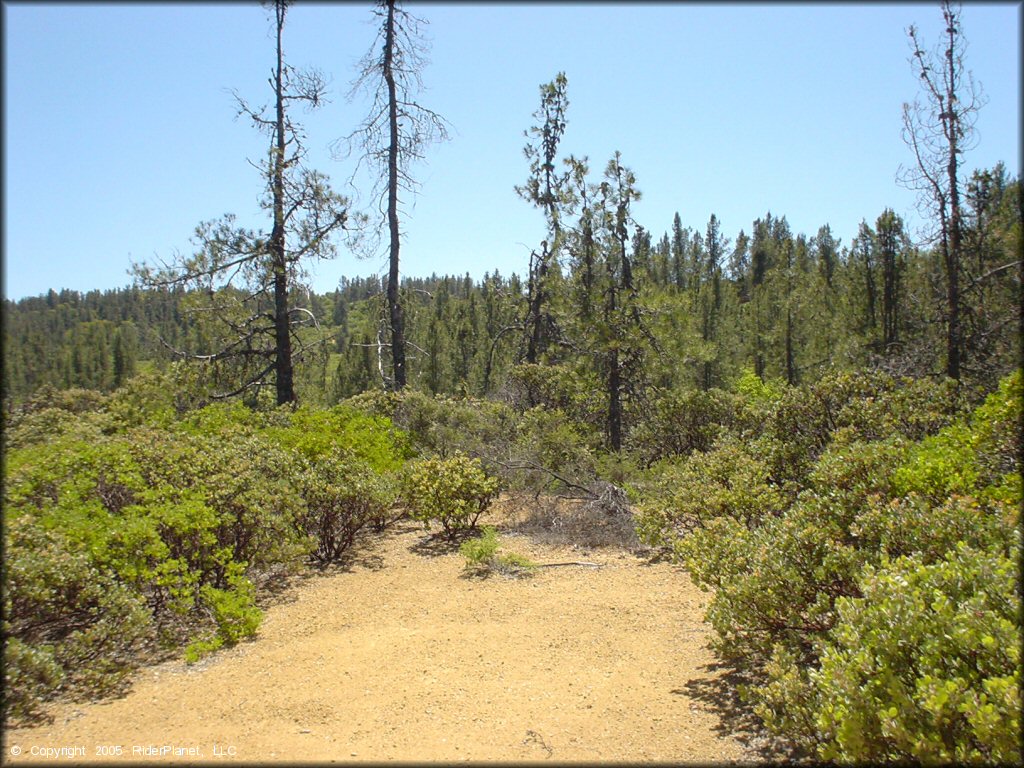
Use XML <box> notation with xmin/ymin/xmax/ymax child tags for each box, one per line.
<box><xmin>3</xmin><ymin>1</ymin><xmax>1020</xmax><ymax>301</ymax></box>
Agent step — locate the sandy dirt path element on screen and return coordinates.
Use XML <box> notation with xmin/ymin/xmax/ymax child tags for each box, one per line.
<box><xmin>4</xmin><ymin>515</ymin><xmax>763</xmax><ymax>764</ymax></box>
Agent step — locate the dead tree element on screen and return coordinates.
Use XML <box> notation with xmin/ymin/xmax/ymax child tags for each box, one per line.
<box><xmin>338</xmin><ymin>0</ymin><xmax>450</xmax><ymax>390</ymax></box>
<box><xmin>898</xmin><ymin>0</ymin><xmax>985</xmax><ymax>381</ymax></box>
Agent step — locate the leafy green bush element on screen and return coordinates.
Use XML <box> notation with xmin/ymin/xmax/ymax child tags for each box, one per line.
<box><xmin>732</xmin><ymin>366</ymin><xmax>784</xmax><ymax>404</ymax></box>
<box><xmin>670</xmin><ymin>370</ymin><xmax>1022</xmax><ymax>761</ymax></box>
<box><xmin>750</xmin><ymin>370</ymin><xmax>965</xmax><ymax>488</ymax></box>
<box><xmin>2</xmin><ymin>422</ymin><xmax>309</xmax><ymax>718</ymax></box>
<box><xmin>812</xmin><ymin>539</ymin><xmax>1020</xmax><ymax>763</ymax></box>
<box><xmin>892</xmin><ymin>371</ymin><xmax>1022</xmax><ymax>507</ymax></box>
<box><xmin>105</xmin><ymin>370</ymin><xmax>179</xmax><ymax>430</ymax></box>
<box><xmin>294</xmin><ymin>449</ymin><xmax>398</xmax><ymax>562</ymax></box>
<box><xmin>507</xmin><ymin>406</ymin><xmax>600</xmax><ymax>490</ymax></box>
<box><xmin>404</xmin><ymin>453</ymin><xmax>499</xmax><ymax>538</ymax></box>
<box><xmin>833</xmin><ymin>374</ymin><xmax>968</xmax><ymax>443</ymax></box>
<box><xmin>852</xmin><ymin>493</ymin><xmax>1017</xmax><ymax>565</ymax></box>
<box><xmin>504</xmin><ymin>363</ymin><xmax>603</xmax><ymax>425</ymax></box>
<box><xmin>970</xmin><ymin>369</ymin><xmax>1022</xmax><ymax>485</ymax></box>
<box><xmin>261</xmin><ymin>403</ymin><xmax>411</xmax><ymax>471</ymax></box>
<box><xmin>2</xmin><ymin>386</ymin><xmax>115</xmax><ymax>451</ymax></box>
<box><xmin>680</xmin><ymin>497</ymin><xmax>869</xmax><ymax>662</ymax></box>
<box><xmin>3</xmin><ymin>638</ymin><xmax>64</xmax><ymax>724</ymax></box>
<box><xmin>636</xmin><ymin>438</ymin><xmax>786</xmax><ymax>551</ymax></box>
<box><xmin>389</xmin><ymin>390</ymin><xmax>515</xmax><ymax>463</ymax></box>
<box><xmin>628</xmin><ymin>387</ymin><xmax>744</xmax><ymax>466</ymax></box>
<box><xmin>185</xmin><ymin>565</ymin><xmax>263</xmax><ymax>663</ymax></box>
<box><xmin>2</xmin><ymin>384</ymin><xmax>420</xmax><ymax>720</ymax></box>
<box><xmin>3</xmin><ymin>514</ymin><xmax>152</xmax><ymax>723</ymax></box>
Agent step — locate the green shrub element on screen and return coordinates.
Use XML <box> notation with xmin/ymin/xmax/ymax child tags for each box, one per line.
<box><xmin>968</xmin><ymin>368</ymin><xmax>1022</xmax><ymax>495</ymax></box>
<box><xmin>294</xmin><ymin>449</ymin><xmax>398</xmax><ymax>562</ymax></box>
<box><xmin>404</xmin><ymin>453</ymin><xmax>499</xmax><ymax>538</ymax></box>
<box><xmin>199</xmin><ymin>566</ymin><xmax>263</xmax><ymax>646</ymax></box>
<box><xmin>628</xmin><ymin>387</ymin><xmax>744</xmax><ymax>466</ymax></box>
<box><xmin>733</xmin><ymin>366</ymin><xmax>785</xmax><ymax>404</ymax></box>
<box><xmin>834</xmin><ymin>374</ymin><xmax>968</xmax><ymax>443</ymax></box>
<box><xmin>505</xmin><ymin>363</ymin><xmax>604</xmax><ymax>425</ymax></box>
<box><xmin>2</xmin><ymin>421</ymin><xmax>308</xmax><ymax>708</ymax></box>
<box><xmin>750</xmin><ymin>369</ymin><xmax>967</xmax><ymax>488</ymax></box>
<box><xmin>813</xmin><ymin>539</ymin><xmax>1020</xmax><ymax>763</ymax></box>
<box><xmin>2</xmin><ymin>406</ymin><xmax>110</xmax><ymax>451</ymax></box>
<box><xmin>677</xmin><ymin>438</ymin><xmax>928</xmax><ymax>663</ymax></box>
<box><xmin>891</xmin><ymin>371</ymin><xmax>1022</xmax><ymax>508</ymax></box>
<box><xmin>807</xmin><ymin>437</ymin><xmax>908</xmax><ymax>510</ymax></box>
<box><xmin>891</xmin><ymin>423</ymin><xmax>979</xmax><ymax>501</ymax></box>
<box><xmin>126</xmin><ymin>427</ymin><xmax>308</xmax><ymax>579</ymax></box>
<box><xmin>1</xmin><ymin>391</ymin><xmax>421</xmax><ymax>719</ymax></box>
<box><xmin>508</xmin><ymin>407</ymin><xmax>599</xmax><ymax>491</ymax></box>
<box><xmin>673</xmin><ymin>371</ymin><xmax>1022</xmax><ymax>761</ymax></box>
<box><xmin>636</xmin><ymin>438</ymin><xmax>786</xmax><ymax>550</ymax></box>
<box><xmin>388</xmin><ymin>389</ymin><xmax>515</xmax><ymax>463</ymax></box>
<box><xmin>105</xmin><ymin>370</ymin><xmax>179</xmax><ymax>429</ymax></box>
<box><xmin>3</xmin><ymin>638</ymin><xmax>64</xmax><ymax>724</ymax></box>
<box><xmin>3</xmin><ymin>514</ymin><xmax>151</xmax><ymax>723</ymax></box>
<box><xmin>262</xmin><ymin>404</ymin><xmax>410</xmax><ymax>471</ymax></box>
<box><xmin>852</xmin><ymin>493</ymin><xmax>1017</xmax><ymax>564</ymax></box>
<box><xmin>680</xmin><ymin>496</ymin><xmax>869</xmax><ymax>662</ymax></box>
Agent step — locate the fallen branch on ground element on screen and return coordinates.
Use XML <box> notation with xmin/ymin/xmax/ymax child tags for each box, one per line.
<box><xmin>534</xmin><ymin>561</ymin><xmax>603</xmax><ymax>568</ymax></box>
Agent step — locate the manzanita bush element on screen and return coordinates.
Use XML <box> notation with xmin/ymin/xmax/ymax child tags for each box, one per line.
<box><xmin>2</xmin><ymin>395</ymin><xmax>409</xmax><ymax>723</ymax></box>
<box><xmin>403</xmin><ymin>453</ymin><xmax>499</xmax><ymax>538</ymax></box>
<box><xmin>637</xmin><ymin>369</ymin><xmax>1021</xmax><ymax>762</ymax></box>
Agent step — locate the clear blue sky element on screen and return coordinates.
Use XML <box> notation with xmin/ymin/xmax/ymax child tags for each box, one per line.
<box><xmin>3</xmin><ymin>1</ymin><xmax>1020</xmax><ymax>301</ymax></box>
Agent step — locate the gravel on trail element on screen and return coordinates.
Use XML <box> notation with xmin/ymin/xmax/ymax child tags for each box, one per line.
<box><xmin>4</xmin><ymin>514</ymin><xmax>759</xmax><ymax>764</ymax></box>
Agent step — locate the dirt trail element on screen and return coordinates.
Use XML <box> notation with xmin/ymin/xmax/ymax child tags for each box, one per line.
<box><xmin>4</xmin><ymin>512</ymin><xmax>763</xmax><ymax>764</ymax></box>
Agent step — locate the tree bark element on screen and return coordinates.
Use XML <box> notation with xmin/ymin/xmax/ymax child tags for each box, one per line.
<box><xmin>384</xmin><ymin>0</ymin><xmax>406</xmax><ymax>389</ymax></box>
<box><xmin>272</xmin><ymin>0</ymin><xmax>295</xmax><ymax>405</ymax></box>
<box><xmin>943</xmin><ymin>9</ymin><xmax>963</xmax><ymax>381</ymax></box>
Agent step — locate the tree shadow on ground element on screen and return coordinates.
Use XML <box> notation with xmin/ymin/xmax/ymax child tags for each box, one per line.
<box><xmin>321</xmin><ymin>549</ymin><xmax>386</xmax><ymax>574</ymax></box>
<box><xmin>259</xmin><ymin>522</ymin><xmax>404</xmax><ymax>608</ymax></box>
<box><xmin>635</xmin><ymin>546</ymin><xmax>675</xmax><ymax>566</ymax></box>
<box><xmin>407</xmin><ymin>527</ymin><xmax>477</xmax><ymax>558</ymax></box>
<box><xmin>673</xmin><ymin>661</ymin><xmax>808</xmax><ymax>763</ymax></box>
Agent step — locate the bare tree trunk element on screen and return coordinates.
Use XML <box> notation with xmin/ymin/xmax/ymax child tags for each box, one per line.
<box><xmin>944</xmin><ymin>14</ymin><xmax>963</xmax><ymax>381</ymax></box>
<box><xmin>785</xmin><ymin>306</ymin><xmax>795</xmax><ymax>385</ymax></box>
<box><xmin>900</xmin><ymin>0</ymin><xmax>981</xmax><ymax>381</ymax></box>
<box><xmin>608</xmin><ymin>344</ymin><xmax>622</xmax><ymax>452</ymax></box>
<box><xmin>525</xmin><ymin>247</ymin><xmax>547</xmax><ymax>364</ymax></box>
<box><xmin>384</xmin><ymin>0</ymin><xmax>406</xmax><ymax>389</ymax></box>
<box><xmin>272</xmin><ymin>0</ymin><xmax>295</xmax><ymax>405</ymax></box>
<box><xmin>878</xmin><ymin>211</ymin><xmax>902</xmax><ymax>354</ymax></box>
<box><xmin>606</xmin><ymin>260</ymin><xmax>622</xmax><ymax>452</ymax></box>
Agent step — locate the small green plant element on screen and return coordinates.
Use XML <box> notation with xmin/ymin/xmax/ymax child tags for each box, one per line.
<box><xmin>459</xmin><ymin>526</ymin><xmax>536</xmax><ymax>577</ymax></box>
<box><xmin>460</xmin><ymin>525</ymin><xmax>501</xmax><ymax>566</ymax></box>
<box><xmin>494</xmin><ymin>550</ymin><xmax>538</xmax><ymax>576</ymax></box>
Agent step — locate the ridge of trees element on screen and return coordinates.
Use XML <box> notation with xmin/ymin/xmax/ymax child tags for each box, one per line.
<box><xmin>4</xmin><ymin>161</ymin><xmax>1019</xmax><ymax>417</ymax></box>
